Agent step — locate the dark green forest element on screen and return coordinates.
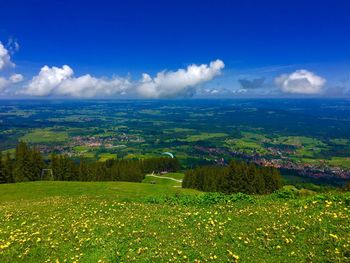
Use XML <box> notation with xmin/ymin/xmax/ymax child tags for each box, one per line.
<box><xmin>182</xmin><ymin>161</ymin><xmax>282</xmax><ymax>194</ymax></box>
<box><xmin>0</xmin><ymin>142</ymin><xmax>180</xmax><ymax>183</ymax></box>
<box><xmin>0</xmin><ymin>142</ymin><xmax>286</xmax><ymax>195</ymax></box>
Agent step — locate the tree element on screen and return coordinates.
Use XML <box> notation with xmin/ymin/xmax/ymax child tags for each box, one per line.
<box><xmin>29</xmin><ymin>147</ymin><xmax>45</xmax><ymax>181</ymax></box>
<box><xmin>4</xmin><ymin>153</ymin><xmax>14</xmax><ymax>183</ymax></box>
<box><xmin>13</xmin><ymin>141</ymin><xmax>31</xmax><ymax>182</ymax></box>
<box><xmin>0</xmin><ymin>151</ymin><xmax>5</xmax><ymax>183</ymax></box>
<box><xmin>182</xmin><ymin>160</ymin><xmax>282</xmax><ymax>195</ymax></box>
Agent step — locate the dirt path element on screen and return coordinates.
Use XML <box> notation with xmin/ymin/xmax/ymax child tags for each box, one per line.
<box><xmin>145</xmin><ymin>174</ymin><xmax>182</xmax><ymax>183</ymax></box>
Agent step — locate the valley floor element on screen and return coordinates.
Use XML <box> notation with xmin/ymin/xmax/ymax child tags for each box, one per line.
<box><xmin>0</xmin><ymin>181</ymin><xmax>349</xmax><ymax>262</ymax></box>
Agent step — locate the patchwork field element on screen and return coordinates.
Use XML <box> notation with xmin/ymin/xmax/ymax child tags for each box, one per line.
<box><xmin>21</xmin><ymin>129</ymin><xmax>69</xmax><ymax>143</ymax></box>
<box><xmin>0</xmin><ymin>181</ymin><xmax>349</xmax><ymax>262</ymax></box>
<box><xmin>2</xmin><ymin>100</ymin><xmax>350</xmax><ymax>176</ymax></box>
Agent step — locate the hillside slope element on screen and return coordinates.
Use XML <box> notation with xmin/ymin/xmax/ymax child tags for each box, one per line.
<box><xmin>0</xmin><ymin>182</ymin><xmax>349</xmax><ymax>262</ymax></box>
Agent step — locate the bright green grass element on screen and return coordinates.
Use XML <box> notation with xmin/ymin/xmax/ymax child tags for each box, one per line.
<box><xmin>163</xmin><ymin>173</ymin><xmax>184</xmax><ymax>180</ymax></box>
<box><xmin>179</xmin><ymin>133</ymin><xmax>227</xmax><ymax>142</ymax></box>
<box><xmin>0</xmin><ymin>182</ymin><xmax>349</xmax><ymax>262</ymax></box>
<box><xmin>21</xmin><ymin>129</ymin><xmax>69</xmax><ymax>143</ymax></box>
<box><xmin>163</xmin><ymin>128</ymin><xmax>196</xmax><ymax>134</ymax></box>
<box><xmin>98</xmin><ymin>153</ymin><xmax>117</xmax><ymax>162</ymax></box>
<box><xmin>142</xmin><ymin>173</ymin><xmax>184</xmax><ymax>187</ymax></box>
<box><xmin>142</xmin><ymin>176</ymin><xmax>181</xmax><ymax>187</ymax></box>
<box><xmin>328</xmin><ymin>157</ymin><xmax>350</xmax><ymax>169</ymax></box>
<box><xmin>0</xmin><ymin>181</ymin><xmax>197</xmax><ymax>202</ymax></box>
<box><xmin>225</xmin><ymin>132</ymin><xmax>268</xmax><ymax>154</ymax></box>
<box><xmin>73</xmin><ymin>146</ymin><xmax>90</xmax><ymax>152</ymax></box>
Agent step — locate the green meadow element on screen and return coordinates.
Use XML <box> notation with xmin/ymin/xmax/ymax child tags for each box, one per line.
<box><xmin>21</xmin><ymin>129</ymin><xmax>69</xmax><ymax>143</ymax></box>
<box><xmin>0</xmin><ymin>181</ymin><xmax>349</xmax><ymax>262</ymax></box>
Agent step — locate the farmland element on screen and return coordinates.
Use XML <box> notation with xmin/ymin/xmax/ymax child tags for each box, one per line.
<box><xmin>1</xmin><ymin>100</ymin><xmax>350</xmax><ymax>181</ymax></box>
<box><xmin>0</xmin><ymin>181</ymin><xmax>349</xmax><ymax>262</ymax></box>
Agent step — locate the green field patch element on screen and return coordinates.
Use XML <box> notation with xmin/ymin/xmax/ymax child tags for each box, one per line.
<box><xmin>273</xmin><ymin>136</ymin><xmax>327</xmax><ymax>157</ymax></box>
<box><xmin>225</xmin><ymin>132</ymin><xmax>268</xmax><ymax>154</ymax></box>
<box><xmin>163</xmin><ymin>172</ymin><xmax>185</xmax><ymax>180</ymax></box>
<box><xmin>73</xmin><ymin>145</ymin><xmax>90</xmax><ymax>152</ymax></box>
<box><xmin>82</xmin><ymin>152</ymin><xmax>96</xmax><ymax>158</ymax></box>
<box><xmin>124</xmin><ymin>153</ymin><xmax>159</xmax><ymax>159</ymax></box>
<box><xmin>21</xmin><ymin>129</ymin><xmax>69</xmax><ymax>143</ymax></box>
<box><xmin>328</xmin><ymin>157</ymin><xmax>350</xmax><ymax>169</ymax></box>
<box><xmin>94</xmin><ymin>131</ymin><xmax>117</xmax><ymax>138</ymax></box>
<box><xmin>98</xmin><ymin>153</ymin><xmax>117</xmax><ymax>162</ymax></box>
<box><xmin>330</xmin><ymin>138</ymin><xmax>349</xmax><ymax>145</ymax></box>
<box><xmin>1</xmin><ymin>148</ymin><xmax>16</xmax><ymax>157</ymax></box>
<box><xmin>142</xmin><ymin>175</ymin><xmax>181</xmax><ymax>187</ymax></box>
<box><xmin>163</xmin><ymin>127</ymin><xmax>196</xmax><ymax>134</ymax></box>
<box><xmin>179</xmin><ymin>132</ymin><xmax>228</xmax><ymax>142</ymax></box>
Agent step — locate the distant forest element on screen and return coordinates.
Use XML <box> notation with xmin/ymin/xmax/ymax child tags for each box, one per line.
<box><xmin>0</xmin><ymin>142</ymin><xmax>179</xmax><ymax>183</ymax></box>
<box><xmin>1</xmin><ymin>142</ymin><xmax>284</xmax><ymax>195</ymax></box>
<box><xmin>182</xmin><ymin>161</ymin><xmax>282</xmax><ymax>194</ymax></box>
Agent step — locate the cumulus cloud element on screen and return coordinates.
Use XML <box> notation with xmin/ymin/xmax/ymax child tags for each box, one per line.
<box><xmin>22</xmin><ymin>65</ymin><xmax>131</xmax><ymax>97</ymax></box>
<box><xmin>0</xmin><ymin>77</ymin><xmax>8</xmax><ymax>91</ymax></box>
<box><xmin>0</xmin><ymin>74</ymin><xmax>24</xmax><ymax>92</ymax></box>
<box><xmin>137</xmin><ymin>59</ymin><xmax>224</xmax><ymax>98</ymax></box>
<box><xmin>9</xmin><ymin>73</ymin><xmax>23</xmax><ymax>83</ymax></box>
<box><xmin>21</xmin><ymin>60</ymin><xmax>224</xmax><ymax>98</ymax></box>
<box><xmin>275</xmin><ymin>70</ymin><xmax>326</xmax><ymax>94</ymax></box>
<box><xmin>0</xmin><ymin>41</ymin><xmax>14</xmax><ymax>70</ymax></box>
<box><xmin>238</xmin><ymin>78</ymin><xmax>265</xmax><ymax>89</ymax></box>
<box><xmin>55</xmin><ymin>75</ymin><xmax>131</xmax><ymax>97</ymax></box>
<box><xmin>23</xmin><ymin>65</ymin><xmax>74</xmax><ymax>96</ymax></box>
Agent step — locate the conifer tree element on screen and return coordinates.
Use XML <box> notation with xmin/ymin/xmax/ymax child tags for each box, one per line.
<box><xmin>4</xmin><ymin>153</ymin><xmax>14</xmax><ymax>183</ymax></box>
<box><xmin>0</xmin><ymin>151</ymin><xmax>5</xmax><ymax>183</ymax></box>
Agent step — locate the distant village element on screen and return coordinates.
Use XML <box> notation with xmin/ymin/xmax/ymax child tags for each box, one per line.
<box><xmin>34</xmin><ymin>133</ymin><xmax>144</xmax><ymax>157</ymax></box>
<box><xmin>195</xmin><ymin>146</ymin><xmax>350</xmax><ymax>180</ymax></box>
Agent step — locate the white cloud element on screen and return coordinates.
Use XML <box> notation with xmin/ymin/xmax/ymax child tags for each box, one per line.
<box><xmin>9</xmin><ymin>73</ymin><xmax>23</xmax><ymax>83</ymax></box>
<box><xmin>23</xmin><ymin>65</ymin><xmax>74</xmax><ymax>96</ymax></box>
<box><xmin>0</xmin><ymin>41</ymin><xmax>14</xmax><ymax>70</ymax></box>
<box><xmin>0</xmin><ymin>74</ymin><xmax>24</xmax><ymax>92</ymax></box>
<box><xmin>55</xmin><ymin>75</ymin><xmax>132</xmax><ymax>97</ymax></box>
<box><xmin>0</xmin><ymin>77</ymin><xmax>8</xmax><ymax>91</ymax></box>
<box><xmin>275</xmin><ymin>70</ymin><xmax>326</xmax><ymax>94</ymax></box>
<box><xmin>137</xmin><ymin>59</ymin><xmax>225</xmax><ymax>98</ymax></box>
<box><xmin>21</xmin><ymin>60</ymin><xmax>224</xmax><ymax>98</ymax></box>
<box><xmin>22</xmin><ymin>65</ymin><xmax>131</xmax><ymax>97</ymax></box>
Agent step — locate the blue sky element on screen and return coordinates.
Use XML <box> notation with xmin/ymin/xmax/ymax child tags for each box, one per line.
<box><xmin>0</xmin><ymin>0</ymin><xmax>349</xmax><ymax>98</ymax></box>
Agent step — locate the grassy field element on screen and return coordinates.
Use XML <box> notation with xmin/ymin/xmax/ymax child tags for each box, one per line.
<box><xmin>179</xmin><ymin>133</ymin><xmax>228</xmax><ymax>142</ymax></box>
<box><xmin>328</xmin><ymin>157</ymin><xmax>350</xmax><ymax>169</ymax></box>
<box><xmin>0</xmin><ymin>182</ymin><xmax>349</xmax><ymax>262</ymax></box>
<box><xmin>21</xmin><ymin>129</ymin><xmax>69</xmax><ymax>143</ymax></box>
<box><xmin>142</xmin><ymin>173</ymin><xmax>184</xmax><ymax>187</ymax></box>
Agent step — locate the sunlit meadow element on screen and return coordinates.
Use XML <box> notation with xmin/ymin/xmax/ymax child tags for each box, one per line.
<box><xmin>0</xmin><ymin>182</ymin><xmax>349</xmax><ymax>262</ymax></box>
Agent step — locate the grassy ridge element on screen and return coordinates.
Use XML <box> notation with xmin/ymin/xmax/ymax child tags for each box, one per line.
<box><xmin>0</xmin><ymin>182</ymin><xmax>349</xmax><ymax>262</ymax></box>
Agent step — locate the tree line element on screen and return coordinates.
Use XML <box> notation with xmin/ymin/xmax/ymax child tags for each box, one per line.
<box><xmin>0</xmin><ymin>142</ymin><xmax>180</xmax><ymax>183</ymax></box>
<box><xmin>182</xmin><ymin>160</ymin><xmax>283</xmax><ymax>194</ymax></box>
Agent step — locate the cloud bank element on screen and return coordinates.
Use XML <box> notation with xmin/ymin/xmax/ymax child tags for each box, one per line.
<box><xmin>22</xmin><ymin>65</ymin><xmax>132</xmax><ymax>97</ymax></box>
<box><xmin>0</xmin><ymin>41</ymin><xmax>23</xmax><ymax>93</ymax></box>
<box><xmin>0</xmin><ymin>74</ymin><xmax>24</xmax><ymax>91</ymax></box>
<box><xmin>275</xmin><ymin>70</ymin><xmax>326</xmax><ymax>94</ymax></box>
<box><xmin>21</xmin><ymin>60</ymin><xmax>224</xmax><ymax>98</ymax></box>
<box><xmin>137</xmin><ymin>59</ymin><xmax>224</xmax><ymax>98</ymax></box>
